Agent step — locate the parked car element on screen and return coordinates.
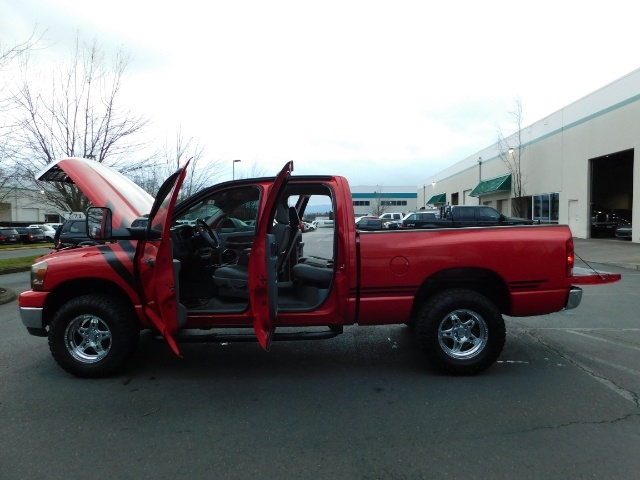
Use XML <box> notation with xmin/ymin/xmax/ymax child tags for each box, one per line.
<box><xmin>355</xmin><ymin>217</ymin><xmax>384</xmax><ymax>230</ymax></box>
<box><xmin>14</xmin><ymin>226</ymin><xmax>46</xmax><ymax>243</ymax></box>
<box><xmin>0</xmin><ymin>227</ymin><xmax>20</xmax><ymax>244</ymax></box>
<box><xmin>401</xmin><ymin>211</ymin><xmax>440</xmax><ymax>228</ymax></box>
<box><xmin>402</xmin><ymin>206</ymin><xmax>532</xmax><ymax>229</ymax></box>
<box><xmin>302</xmin><ymin>221</ymin><xmax>316</xmax><ymax>231</ymax></box>
<box><xmin>29</xmin><ymin>224</ymin><xmax>56</xmax><ymax>242</ymax></box>
<box><xmin>383</xmin><ymin>220</ymin><xmax>401</xmax><ymax>229</ymax></box>
<box><xmin>591</xmin><ymin>203</ymin><xmax>624</xmax><ymax>236</ymax></box>
<box><xmin>57</xmin><ymin>219</ymin><xmax>98</xmax><ymax>247</ymax></box>
<box><xmin>615</xmin><ymin>223</ymin><xmax>632</xmax><ymax>240</ymax></box>
<box><xmin>378</xmin><ymin>212</ymin><xmax>404</xmax><ymax>222</ymax></box>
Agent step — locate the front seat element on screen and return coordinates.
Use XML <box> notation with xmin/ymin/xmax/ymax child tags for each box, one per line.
<box><xmin>213</xmin><ymin>203</ymin><xmax>291</xmax><ymax>298</ymax></box>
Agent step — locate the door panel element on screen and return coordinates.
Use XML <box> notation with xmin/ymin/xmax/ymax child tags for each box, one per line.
<box><xmin>249</xmin><ymin>161</ymin><xmax>293</xmax><ymax>350</ymax></box>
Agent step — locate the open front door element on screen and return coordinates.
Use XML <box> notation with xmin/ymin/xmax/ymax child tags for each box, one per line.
<box><xmin>249</xmin><ymin>161</ymin><xmax>293</xmax><ymax>350</ymax></box>
<box><xmin>135</xmin><ymin>163</ymin><xmax>189</xmax><ymax>356</ymax></box>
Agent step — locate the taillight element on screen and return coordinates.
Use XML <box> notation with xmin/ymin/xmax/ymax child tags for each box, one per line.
<box><xmin>566</xmin><ymin>238</ymin><xmax>574</xmax><ymax>277</ymax></box>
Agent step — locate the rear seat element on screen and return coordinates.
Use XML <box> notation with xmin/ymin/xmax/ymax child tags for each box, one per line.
<box><xmin>292</xmin><ymin>261</ymin><xmax>333</xmax><ymax>288</ymax></box>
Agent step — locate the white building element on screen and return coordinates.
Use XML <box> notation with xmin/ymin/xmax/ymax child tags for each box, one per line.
<box><xmin>0</xmin><ymin>186</ymin><xmax>67</xmax><ymax>224</ymax></box>
<box><xmin>350</xmin><ymin>185</ymin><xmax>418</xmax><ymax>217</ymax></box>
<box><xmin>419</xmin><ymin>68</ymin><xmax>640</xmax><ymax>242</ymax></box>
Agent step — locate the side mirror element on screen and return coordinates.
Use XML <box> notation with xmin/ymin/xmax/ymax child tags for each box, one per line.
<box><xmin>87</xmin><ymin>207</ymin><xmax>112</xmax><ymax>240</ymax></box>
<box><xmin>499</xmin><ymin>213</ymin><xmax>506</xmax><ymax>222</ymax></box>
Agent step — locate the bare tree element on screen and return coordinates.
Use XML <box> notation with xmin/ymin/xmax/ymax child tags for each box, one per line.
<box><xmin>130</xmin><ymin>127</ymin><xmax>224</xmax><ymax>201</ymax></box>
<box><xmin>369</xmin><ymin>187</ymin><xmax>388</xmax><ymax>217</ymax></box>
<box><xmin>235</xmin><ymin>160</ymin><xmax>268</xmax><ymax>179</ymax></box>
<box><xmin>497</xmin><ymin>98</ymin><xmax>527</xmax><ymax>217</ymax></box>
<box><xmin>0</xmin><ymin>28</ymin><xmax>43</xmax><ymax>213</ymax></box>
<box><xmin>5</xmin><ymin>36</ymin><xmax>151</xmax><ymax>213</ymax></box>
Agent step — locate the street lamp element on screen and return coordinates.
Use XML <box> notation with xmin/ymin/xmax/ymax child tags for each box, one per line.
<box><xmin>232</xmin><ymin>159</ymin><xmax>241</xmax><ymax>180</ymax></box>
<box><xmin>478</xmin><ymin>156</ymin><xmax>482</xmax><ymax>181</ymax></box>
<box><xmin>423</xmin><ymin>184</ymin><xmax>426</xmax><ymax>209</ymax></box>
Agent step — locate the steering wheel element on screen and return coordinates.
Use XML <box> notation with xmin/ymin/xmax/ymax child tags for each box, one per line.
<box><xmin>195</xmin><ymin>218</ymin><xmax>220</xmax><ymax>248</ymax></box>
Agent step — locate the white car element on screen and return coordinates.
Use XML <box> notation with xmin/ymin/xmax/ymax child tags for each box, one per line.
<box><xmin>29</xmin><ymin>224</ymin><xmax>57</xmax><ymax>242</ymax></box>
<box><xmin>302</xmin><ymin>221</ymin><xmax>316</xmax><ymax>231</ymax></box>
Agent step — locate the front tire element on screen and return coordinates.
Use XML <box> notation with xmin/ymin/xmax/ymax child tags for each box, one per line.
<box><xmin>417</xmin><ymin>289</ymin><xmax>505</xmax><ymax>375</ymax></box>
<box><xmin>48</xmin><ymin>294</ymin><xmax>139</xmax><ymax>378</ymax></box>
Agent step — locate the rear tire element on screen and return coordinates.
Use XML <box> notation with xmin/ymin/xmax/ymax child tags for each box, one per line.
<box><xmin>417</xmin><ymin>289</ymin><xmax>505</xmax><ymax>375</ymax></box>
<box><xmin>48</xmin><ymin>294</ymin><xmax>139</xmax><ymax>378</ymax></box>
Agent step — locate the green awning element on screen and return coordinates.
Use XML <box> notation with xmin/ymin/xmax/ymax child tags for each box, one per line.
<box><xmin>426</xmin><ymin>193</ymin><xmax>446</xmax><ymax>204</ymax></box>
<box><xmin>469</xmin><ymin>174</ymin><xmax>511</xmax><ymax>197</ymax></box>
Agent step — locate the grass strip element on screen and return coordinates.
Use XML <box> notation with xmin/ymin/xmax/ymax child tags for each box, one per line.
<box><xmin>0</xmin><ymin>254</ymin><xmax>43</xmax><ymax>272</ymax></box>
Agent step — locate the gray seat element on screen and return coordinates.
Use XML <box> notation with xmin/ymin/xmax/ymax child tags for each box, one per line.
<box><xmin>292</xmin><ymin>262</ymin><xmax>332</xmax><ymax>288</ymax></box>
<box><xmin>213</xmin><ymin>203</ymin><xmax>291</xmax><ymax>298</ymax></box>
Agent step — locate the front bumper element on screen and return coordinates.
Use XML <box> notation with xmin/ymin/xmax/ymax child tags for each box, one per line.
<box><xmin>18</xmin><ymin>290</ymin><xmax>49</xmax><ymax>336</ymax></box>
<box><xmin>565</xmin><ymin>287</ymin><xmax>583</xmax><ymax>310</ymax></box>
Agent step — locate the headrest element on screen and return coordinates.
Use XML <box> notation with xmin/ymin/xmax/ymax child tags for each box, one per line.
<box><xmin>275</xmin><ymin>203</ymin><xmax>289</xmax><ymax>224</ymax></box>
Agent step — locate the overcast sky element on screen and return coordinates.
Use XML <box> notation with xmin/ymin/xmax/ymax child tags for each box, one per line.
<box><xmin>2</xmin><ymin>0</ymin><xmax>638</xmax><ymax>187</ymax></box>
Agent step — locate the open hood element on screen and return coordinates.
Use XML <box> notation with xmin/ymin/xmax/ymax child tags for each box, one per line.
<box><xmin>37</xmin><ymin>157</ymin><xmax>154</xmax><ymax>228</ymax></box>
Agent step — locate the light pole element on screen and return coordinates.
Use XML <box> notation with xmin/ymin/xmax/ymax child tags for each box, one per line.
<box><xmin>232</xmin><ymin>159</ymin><xmax>241</xmax><ymax>180</ymax></box>
<box><xmin>423</xmin><ymin>184</ymin><xmax>426</xmax><ymax>209</ymax></box>
<box><xmin>478</xmin><ymin>156</ymin><xmax>482</xmax><ymax>181</ymax></box>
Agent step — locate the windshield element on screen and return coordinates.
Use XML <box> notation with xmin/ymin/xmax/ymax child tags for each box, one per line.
<box><xmin>174</xmin><ymin>185</ymin><xmax>261</xmax><ymax>232</ymax></box>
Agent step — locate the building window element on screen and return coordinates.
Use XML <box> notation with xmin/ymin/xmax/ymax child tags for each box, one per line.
<box><xmin>353</xmin><ymin>201</ymin><xmax>370</xmax><ymax>207</ymax></box>
<box><xmin>380</xmin><ymin>200</ymin><xmax>408</xmax><ymax>206</ymax></box>
<box><xmin>533</xmin><ymin>193</ymin><xmax>559</xmax><ymax>223</ymax></box>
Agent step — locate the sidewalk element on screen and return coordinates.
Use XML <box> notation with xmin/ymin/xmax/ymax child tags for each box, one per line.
<box><xmin>573</xmin><ymin>237</ymin><xmax>640</xmax><ymax>271</ymax></box>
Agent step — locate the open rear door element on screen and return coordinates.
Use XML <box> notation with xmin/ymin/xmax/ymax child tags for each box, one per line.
<box><xmin>249</xmin><ymin>161</ymin><xmax>293</xmax><ymax>350</ymax></box>
<box><xmin>135</xmin><ymin>164</ymin><xmax>189</xmax><ymax>356</ymax></box>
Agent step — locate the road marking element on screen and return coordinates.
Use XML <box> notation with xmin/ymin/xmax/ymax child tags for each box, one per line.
<box><xmin>561</xmin><ymin>353</ymin><xmax>638</xmax><ymax>406</ymax></box>
<box><xmin>575</xmin><ymin>353</ymin><xmax>640</xmax><ymax>377</ymax></box>
<box><xmin>565</xmin><ymin>330</ymin><xmax>640</xmax><ymax>352</ymax></box>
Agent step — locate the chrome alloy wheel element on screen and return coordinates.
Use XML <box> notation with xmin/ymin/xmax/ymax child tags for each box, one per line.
<box><xmin>64</xmin><ymin>315</ymin><xmax>112</xmax><ymax>364</ymax></box>
<box><xmin>437</xmin><ymin>309</ymin><xmax>488</xmax><ymax>360</ymax></box>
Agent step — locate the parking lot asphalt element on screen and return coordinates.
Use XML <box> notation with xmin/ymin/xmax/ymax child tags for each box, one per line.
<box><xmin>573</xmin><ymin>237</ymin><xmax>640</xmax><ymax>270</ymax></box>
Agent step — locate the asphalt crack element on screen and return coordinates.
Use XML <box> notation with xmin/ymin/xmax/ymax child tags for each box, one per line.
<box><xmin>527</xmin><ymin>329</ymin><xmax>640</xmax><ymax>407</ymax></box>
<box><xmin>514</xmin><ymin>412</ymin><xmax>640</xmax><ymax>434</ymax></box>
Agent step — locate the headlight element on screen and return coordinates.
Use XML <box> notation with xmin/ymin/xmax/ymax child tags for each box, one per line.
<box><xmin>30</xmin><ymin>261</ymin><xmax>48</xmax><ymax>290</ymax></box>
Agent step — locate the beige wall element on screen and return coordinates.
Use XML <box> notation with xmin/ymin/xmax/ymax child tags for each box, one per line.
<box><xmin>420</xmin><ymin>68</ymin><xmax>640</xmax><ymax>242</ymax></box>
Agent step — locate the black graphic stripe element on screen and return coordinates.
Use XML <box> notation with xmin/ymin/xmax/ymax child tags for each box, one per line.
<box><xmin>97</xmin><ymin>242</ymin><xmax>136</xmax><ymax>291</ymax></box>
<box><xmin>360</xmin><ymin>286</ymin><xmax>418</xmax><ymax>296</ymax></box>
<box><xmin>507</xmin><ymin>279</ymin><xmax>548</xmax><ymax>290</ymax></box>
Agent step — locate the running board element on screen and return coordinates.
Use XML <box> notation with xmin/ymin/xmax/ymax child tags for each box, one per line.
<box><xmin>157</xmin><ymin>326</ymin><xmax>343</xmax><ymax>344</ymax></box>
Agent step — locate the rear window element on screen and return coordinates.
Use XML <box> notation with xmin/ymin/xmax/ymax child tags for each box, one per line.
<box><xmin>66</xmin><ymin>221</ymin><xmax>86</xmax><ymax>233</ymax></box>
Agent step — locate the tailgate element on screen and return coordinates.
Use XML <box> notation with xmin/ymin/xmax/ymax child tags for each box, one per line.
<box><xmin>572</xmin><ymin>266</ymin><xmax>621</xmax><ymax>285</ymax></box>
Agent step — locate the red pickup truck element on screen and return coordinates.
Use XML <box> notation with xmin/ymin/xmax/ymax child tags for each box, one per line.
<box><xmin>19</xmin><ymin>158</ymin><xmax>620</xmax><ymax>378</ymax></box>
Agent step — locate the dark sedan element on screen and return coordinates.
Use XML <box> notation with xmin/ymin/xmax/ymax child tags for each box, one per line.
<box><xmin>0</xmin><ymin>227</ymin><xmax>20</xmax><ymax>244</ymax></box>
<box><xmin>14</xmin><ymin>227</ymin><xmax>46</xmax><ymax>244</ymax></box>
